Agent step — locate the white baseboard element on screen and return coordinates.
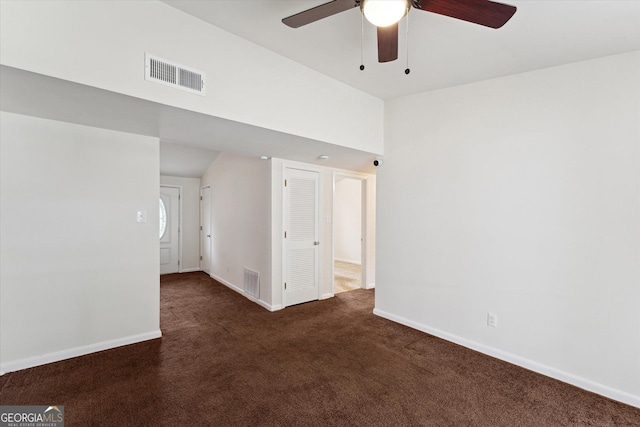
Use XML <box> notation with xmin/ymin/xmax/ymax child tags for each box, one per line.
<box><xmin>320</xmin><ymin>292</ymin><xmax>334</xmax><ymax>300</ymax></box>
<box><xmin>180</xmin><ymin>267</ymin><xmax>201</xmax><ymax>273</ymax></box>
<box><xmin>0</xmin><ymin>330</ymin><xmax>162</xmax><ymax>375</ymax></box>
<box><xmin>335</xmin><ymin>258</ymin><xmax>362</xmax><ymax>266</ymax></box>
<box><xmin>209</xmin><ymin>273</ymin><xmax>281</xmax><ymax>312</ymax></box>
<box><xmin>373</xmin><ymin>308</ymin><xmax>640</xmax><ymax>409</ymax></box>
<box><xmin>365</xmin><ymin>283</ymin><xmax>375</xmax><ymax>290</ymax></box>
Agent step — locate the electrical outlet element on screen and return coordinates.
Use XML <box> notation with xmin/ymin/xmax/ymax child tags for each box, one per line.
<box><xmin>487</xmin><ymin>312</ymin><xmax>498</xmax><ymax>328</ymax></box>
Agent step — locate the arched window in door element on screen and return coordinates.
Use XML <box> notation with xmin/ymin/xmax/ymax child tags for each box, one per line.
<box><xmin>159</xmin><ymin>198</ymin><xmax>167</xmax><ymax>239</ymax></box>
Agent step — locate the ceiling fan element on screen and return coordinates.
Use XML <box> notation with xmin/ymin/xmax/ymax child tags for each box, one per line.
<box><xmin>282</xmin><ymin>0</ymin><xmax>517</xmax><ymax>64</ymax></box>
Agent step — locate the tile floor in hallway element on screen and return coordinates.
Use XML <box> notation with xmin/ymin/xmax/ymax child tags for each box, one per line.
<box><xmin>334</xmin><ymin>260</ymin><xmax>361</xmax><ymax>293</ymax></box>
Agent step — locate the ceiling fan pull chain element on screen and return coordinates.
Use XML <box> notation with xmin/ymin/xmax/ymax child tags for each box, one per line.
<box><xmin>405</xmin><ymin>6</ymin><xmax>411</xmax><ymax>75</ymax></box>
<box><xmin>360</xmin><ymin>12</ymin><xmax>365</xmax><ymax>71</ymax></box>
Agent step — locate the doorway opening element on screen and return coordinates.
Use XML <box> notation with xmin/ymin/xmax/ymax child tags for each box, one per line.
<box><xmin>333</xmin><ymin>174</ymin><xmax>365</xmax><ymax>294</ymax></box>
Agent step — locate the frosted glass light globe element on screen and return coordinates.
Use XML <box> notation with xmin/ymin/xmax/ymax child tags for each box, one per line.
<box><xmin>362</xmin><ymin>0</ymin><xmax>408</xmax><ymax>27</ymax></box>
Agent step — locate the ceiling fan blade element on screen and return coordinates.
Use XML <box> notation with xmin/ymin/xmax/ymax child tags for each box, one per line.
<box><xmin>414</xmin><ymin>0</ymin><xmax>516</xmax><ymax>29</ymax></box>
<box><xmin>282</xmin><ymin>0</ymin><xmax>357</xmax><ymax>28</ymax></box>
<box><xmin>377</xmin><ymin>23</ymin><xmax>399</xmax><ymax>63</ymax></box>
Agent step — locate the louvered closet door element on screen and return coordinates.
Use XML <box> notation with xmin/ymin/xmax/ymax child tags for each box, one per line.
<box><xmin>284</xmin><ymin>168</ymin><xmax>320</xmax><ymax>307</ymax></box>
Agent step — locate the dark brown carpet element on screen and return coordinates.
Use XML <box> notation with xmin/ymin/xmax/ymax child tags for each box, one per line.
<box><xmin>1</xmin><ymin>272</ymin><xmax>639</xmax><ymax>426</ymax></box>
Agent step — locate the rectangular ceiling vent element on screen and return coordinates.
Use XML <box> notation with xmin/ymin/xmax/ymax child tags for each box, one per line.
<box><xmin>145</xmin><ymin>53</ymin><xmax>205</xmax><ymax>96</ymax></box>
<box><xmin>244</xmin><ymin>268</ymin><xmax>260</xmax><ymax>299</ymax></box>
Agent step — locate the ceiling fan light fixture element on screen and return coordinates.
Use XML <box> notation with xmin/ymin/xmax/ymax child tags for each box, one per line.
<box><xmin>362</xmin><ymin>0</ymin><xmax>408</xmax><ymax>27</ymax></box>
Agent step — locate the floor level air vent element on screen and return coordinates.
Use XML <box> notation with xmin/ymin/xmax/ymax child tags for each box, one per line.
<box><xmin>145</xmin><ymin>53</ymin><xmax>205</xmax><ymax>96</ymax></box>
<box><xmin>244</xmin><ymin>268</ymin><xmax>260</xmax><ymax>299</ymax></box>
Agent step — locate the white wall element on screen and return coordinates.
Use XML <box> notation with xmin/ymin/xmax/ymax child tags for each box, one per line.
<box><xmin>0</xmin><ymin>0</ymin><xmax>383</xmax><ymax>155</ymax></box>
<box><xmin>334</xmin><ymin>178</ymin><xmax>362</xmax><ymax>264</ymax></box>
<box><xmin>201</xmin><ymin>152</ymin><xmax>272</xmax><ymax>309</ymax></box>
<box><xmin>0</xmin><ymin>112</ymin><xmax>160</xmax><ymax>373</ymax></box>
<box><xmin>160</xmin><ymin>175</ymin><xmax>201</xmax><ymax>272</ymax></box>
<box><xmin>376</xmin><ymin>51</ymin><xmax>640</xmax><ymax>407</ymax></box>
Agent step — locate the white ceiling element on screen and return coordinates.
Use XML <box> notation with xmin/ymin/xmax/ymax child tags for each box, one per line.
<box><xmin>159</xmin><ymin>142</ymin><xmax>220</xmax><ymax>178</ymax></box>
<box><xmin>163</xmin><ymin>0</ymin><xmax>640</xmax><ymax>99</ymax></box>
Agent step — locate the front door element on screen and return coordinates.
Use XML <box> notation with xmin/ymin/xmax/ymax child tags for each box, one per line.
<box><xmin>283</xmin><ymin>168</ymin><xmax>320</xmax><ymax>307</ymax></box>
<box><xmin>160</xmin><ymin>186</ymin><xmax>180</xmax><ymax>274</ymax></box>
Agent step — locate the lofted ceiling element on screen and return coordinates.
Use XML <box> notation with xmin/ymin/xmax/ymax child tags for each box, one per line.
<box><xmin>163</xmin><ymin>0</ymin><xmax>640</xmax><ymax>99</ymax></box>
<box><xmin>4</xmin><ymin>1</ymin><xmax>640</xmax><ymax>177</ymax></box>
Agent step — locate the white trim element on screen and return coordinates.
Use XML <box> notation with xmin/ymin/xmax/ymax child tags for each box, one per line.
<box><xmin>0</xmin><ymin>330</ymin><xmax>162</xmax><ymax>374</ymax></box>
<box><xmin>365</xmin><ymin>283</ymin><xmax>375</xmax><ymax>290</ymax></box>
<box><xmin>180</xmin><ymin>268</ymin><xmax>201</xmax><ymax>273</ymax></box>
<box><xmin>320</xmin><ymin>292</ymin><xmax>334</xmax><ymax>300</ymax></box>
<box><xmin>373</xmin><ymin>308</ymin><xmax>640</xmax><ymax>409</ymax></box>
<box><xmin>209</xmin><ymin>273</ymin><xmax>281</xmax><ymax>312</ymax></box>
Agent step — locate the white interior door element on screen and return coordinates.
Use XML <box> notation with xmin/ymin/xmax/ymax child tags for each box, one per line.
<box><xmin>160</xmin><ymin>186</ymin><xmax>180</xmax><ymax>274</ymax></box>
<box><xmin>200</xmin><ymin>185</ymin><xmax>212</xmax><ymax>275</ymax></box>
<box><xmin>284</xmin><ymin>168</ymin><xmax>320</xmax><ymax>307</ymax></box>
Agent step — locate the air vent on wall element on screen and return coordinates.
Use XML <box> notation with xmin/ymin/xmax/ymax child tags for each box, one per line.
<box><xmin>144</xmin><ymin>53</ymin><xmax>205</xmax><ymax>96</ymax></box>
<box><xmin>244</xmin><ymin>268</ymin><xmax>260</xmax><ymax>299</ymax></box>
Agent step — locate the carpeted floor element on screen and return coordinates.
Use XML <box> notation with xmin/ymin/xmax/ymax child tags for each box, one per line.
<box><xmin>1</xmin><ymin>272</ymin><xmax>639</xmax><ymax>426</ymax></box>
<box><xmin>334</xmin><ymin>260</ymin><xmax>362</xmax><ymax>293</ymax></box>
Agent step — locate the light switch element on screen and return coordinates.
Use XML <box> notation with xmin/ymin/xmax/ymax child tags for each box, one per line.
<box><xmin>137</xmin><ymin>211</ymin><xmax>148</xmax><ymax>223</ymax></box>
